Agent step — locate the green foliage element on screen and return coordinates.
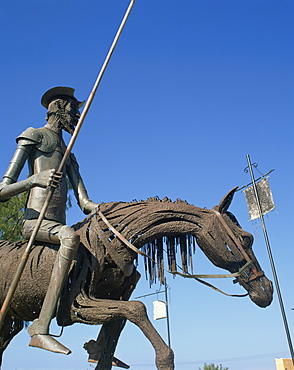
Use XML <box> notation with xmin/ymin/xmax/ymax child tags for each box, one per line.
<box><xmin>199</xmin><ymin>364</ymin><xmax>229</xmax><ymax>370</ymax></box>
<box><xmin>0</xmin><ymin>192</ymin><xmax>27</xmax><ymax>242</ymax></box>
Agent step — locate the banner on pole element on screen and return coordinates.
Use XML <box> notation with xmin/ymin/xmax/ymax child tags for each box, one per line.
<box><xmin>243</xmin><ymin>177</ymin><xmax>275</xmax><ymax>221</ymax></box>
<box><xmin>153</xmin><ymin>300</ymin><xmax>167</xmax><ymax>320</ymax></box>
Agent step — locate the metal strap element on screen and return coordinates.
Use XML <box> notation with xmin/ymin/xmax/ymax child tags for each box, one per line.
<box><xmin>191</xmin><ymin>277</ymin><xmax>248</xmax><ymax>297</ymax></box>
<box><xmin>92</xmin><ymin>215</ymin><xmax>134</xmax><ymax>277</ymax></box>
<box><xmin>211</xmin><ymin>208</ymin><xmax>264</xmax><ymax>281</ymax></box>
<box><xmin>169</xmin><ymin>262</ymin><xmax>250</xmax><ymax>297</ymax></box>
<box><xmin>211</xmin><ymin>209</ymin><xmax>251</xmax><ymax>263</ymax></box>
<box><xmin>170</xmin><ymin>261</ymin><xmax>253</xmax><ymax>280</ymax></box>
<box><xmin>96</xmin><ymin>206</ymin><xmax>154</xmax><ymax>260</ymax></box>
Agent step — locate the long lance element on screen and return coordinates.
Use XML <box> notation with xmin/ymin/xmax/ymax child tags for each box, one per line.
<box><xmin>0</xmin><ymin>0</ymin><xmax>136</xmax><ymax>328</ymax></box>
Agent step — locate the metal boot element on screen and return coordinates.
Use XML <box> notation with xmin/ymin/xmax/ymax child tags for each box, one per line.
<box><xmin>28</xmin><ymin>226</ymin><xmax>80</xmax><ymax>354</ymax></box>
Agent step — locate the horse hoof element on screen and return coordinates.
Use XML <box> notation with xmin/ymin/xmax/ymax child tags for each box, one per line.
<box><xmin>156</xmin><ymin>348</ymin><xmax>175</xmax><ymax>370</ymax></box>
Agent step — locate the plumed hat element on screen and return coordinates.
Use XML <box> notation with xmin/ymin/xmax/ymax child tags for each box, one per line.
<box><xmin>41</xmin><ymin>86</ymin><xmax>85</xmax><ymax>109</ymax></box>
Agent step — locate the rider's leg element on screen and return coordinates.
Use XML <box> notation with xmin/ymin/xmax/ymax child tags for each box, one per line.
<box><xmin>27</xmin><ymin>224</ymin><xmax>80</xmax><ymax>354</ymax></box>
<box><xmin>22</xmin><ymin>219</ymin><xmax>62</xmax><ymax>244</ymax></box>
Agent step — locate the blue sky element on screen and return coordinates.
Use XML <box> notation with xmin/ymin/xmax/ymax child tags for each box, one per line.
<box><xmin>0</xmin><ymin>1</ymin><xmax>294</xmax><ymax>369</ymax></box>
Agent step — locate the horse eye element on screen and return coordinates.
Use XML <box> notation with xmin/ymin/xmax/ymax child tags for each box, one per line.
<box><xmin>242</xmin><ymin>236</ymin><xmax>252</xmax><ymax>248</ymax></box>
<box><xmin>226</xmin><ymin>211</ymin><xmax>241</xmax><ymax>227</ymax></box>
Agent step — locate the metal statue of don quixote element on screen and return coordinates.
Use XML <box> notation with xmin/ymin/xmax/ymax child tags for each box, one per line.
<box><xmin>0</xmin><ymin>1</ymin><xmax>273</xmax><ymax>369</ymax></box>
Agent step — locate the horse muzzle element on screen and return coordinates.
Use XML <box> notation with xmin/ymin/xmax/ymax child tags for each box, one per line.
<box><xmin>247</xmin><ymin>276</ymin><xmax>273</xmax><ymax>308</ymax></box>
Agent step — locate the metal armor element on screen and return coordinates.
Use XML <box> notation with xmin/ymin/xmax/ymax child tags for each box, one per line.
<box><xmin>18</xmin><ymin>127</ymin><xmax>68</xmax><ymax>224</ymax></box>
<box><xmin>1</xmin><ymin>126</ymin><xmax>94</xmax><ymax>227</ymax></box>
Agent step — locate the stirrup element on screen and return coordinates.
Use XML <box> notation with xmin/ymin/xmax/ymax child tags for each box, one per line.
<box><xmin>29</xmin><ymin>334</ymin><xmax>71</xmax><ymax>355</ymax></box>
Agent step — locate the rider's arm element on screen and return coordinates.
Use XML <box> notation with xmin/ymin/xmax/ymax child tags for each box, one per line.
<box><xmin>67</xmin><ymin>153</ymin><xmax>99</xmax><ymax>214</ymax></box>
<box><xmin>0</xmin><ymin>140</ymin><xmax>33</xmax><ymax>201</ymax></box>
<box><xmin>0</xmin><ymin>137</ymin><xmax>55</xmax><ymax>201</ymax></box>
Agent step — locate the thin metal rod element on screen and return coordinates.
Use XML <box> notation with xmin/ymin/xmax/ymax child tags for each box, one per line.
<box><xmin>164</xmin><ymin>278</ymin><xmax>171</xmax><ymax>348</ymax></box>
<box><xmin>237</xmin><ymin>169</ymin><xmax>275</xmax><ymax>192</ymax></box>
<box><xmin>59</xmin><ymin>0</ymin><xmax>136</xmax><ymax>172</ymax></box>
<box><xmin>246</xmin><ymin>154</ymin><xmax>294</xmax><ymax>363</ymax></box>
<box><xmin>0</xmin><ymin>0</ymin><xmax>136</xmax><ymax>328</ymax></box>
<box><xmin>134</xmin><ymin>291</ymin><xmax>165</xmax><ymax>300</ymax></box>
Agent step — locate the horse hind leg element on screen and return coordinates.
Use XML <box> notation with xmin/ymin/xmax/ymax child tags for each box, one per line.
<box><xmin>0</xmin><ymin>315</ymin><xmax>23</xmax><ymax>367</ymax></box>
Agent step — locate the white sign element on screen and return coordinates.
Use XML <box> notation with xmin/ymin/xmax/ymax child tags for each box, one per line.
<box><xmin>153</xmin><ymin>300</ymin><xmax>167</xmax><ymax>320</ymax></box>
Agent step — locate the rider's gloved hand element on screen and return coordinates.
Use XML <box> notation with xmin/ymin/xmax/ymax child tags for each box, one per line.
<box><xmin>82</xmin><ymin>200</ymin><xmax>99</xmax><ymax>214</ymax></box>
<box><xmin>32</xmin><ymin>169</ymin><xmax>62</xmax><ymax>189</ymax></box>
<box><xmin>49</xmin><ymin>171</ymin><xmax>63</xmax><ymax>189</ymax></box>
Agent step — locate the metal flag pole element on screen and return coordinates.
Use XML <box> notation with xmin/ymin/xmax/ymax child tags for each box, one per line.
<box><xmin>245</xmin><ymin>154</ymin><xmax>294</xmax><ymax>363</ymax></box>
<box><xmin>164</xmin><ymin>278</ymin><xmax>171</xmax><ymax>347</ymax></box>
<box><xmin>0</xmin><ymin>0</ymin><xmax>136</xmax><ymax>328</ymax></box>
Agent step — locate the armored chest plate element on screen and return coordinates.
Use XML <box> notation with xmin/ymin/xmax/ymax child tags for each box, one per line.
<box><xmin>36</xmin><ymin>128</ymin><xmax>61</xmax><ymax>153</ymax></box>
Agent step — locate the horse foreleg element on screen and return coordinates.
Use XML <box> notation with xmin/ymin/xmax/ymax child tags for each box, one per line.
<box><xmin>126</xmin><ymin>301</ymin><xmax>174</xmax><ymax>370</ymax></box>
<box><xmin>74</xmin><ymin>297</ymin><xmax>174</xmax><ymax>370</ymax></box>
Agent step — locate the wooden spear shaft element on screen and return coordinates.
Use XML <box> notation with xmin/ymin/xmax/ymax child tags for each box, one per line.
<box><xmin>0</xmin><ymin>0</ymin><xmax>136</xmax><ymax>328</ymax></box>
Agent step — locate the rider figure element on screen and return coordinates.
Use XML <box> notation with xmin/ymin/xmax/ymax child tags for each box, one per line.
<box><xmin>0</xmin><ymin>86</ymin><xmax>98</xmax><ymax>354</ymax></box>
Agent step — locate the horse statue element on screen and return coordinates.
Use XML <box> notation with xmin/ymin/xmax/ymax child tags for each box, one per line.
<box><xmin>0</xmin><ymin>187</ymin><xmax>273</xmax><ymax>370</ymax></box>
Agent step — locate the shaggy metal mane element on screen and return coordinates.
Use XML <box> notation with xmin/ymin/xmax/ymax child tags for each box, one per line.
<box><xmin>73</xmin><ymin>197</ymin><xmax>207</xmax><ymax>285</ymax></box>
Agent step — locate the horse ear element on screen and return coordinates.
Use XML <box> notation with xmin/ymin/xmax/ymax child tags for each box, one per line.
<box><xmin>213</xmin><ymin>186</ymin><xmax>239</xmax><ymax>213</ymax></box>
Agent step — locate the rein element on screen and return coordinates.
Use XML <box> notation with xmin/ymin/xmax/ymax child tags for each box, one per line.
<box><xmin>171</xmin><ymin>262</ymin><xmax>252</xmax><ymax>298</ymax></box>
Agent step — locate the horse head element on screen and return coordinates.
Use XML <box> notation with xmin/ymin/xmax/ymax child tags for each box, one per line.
<box><xmin>195</xmin><ymin>187</ymin><xmax>273</xmax><ymax>307</ymax></box>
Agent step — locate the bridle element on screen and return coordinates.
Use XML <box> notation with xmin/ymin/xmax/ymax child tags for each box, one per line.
<box><xmin>210</xmin><ymin>208</ymin><xmax>264</xmax><ymax>284</ymax></box>
<box><xmin>171</xmin><ymin>209</ymin><xmax>265</xmax><ymax>297</ymax></box>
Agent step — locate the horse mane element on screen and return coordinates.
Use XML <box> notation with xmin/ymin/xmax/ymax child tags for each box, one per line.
<box><xmin>73</xmin><ymin>196</ymin><xmax>202</xmax><ymax>286</ymax></box>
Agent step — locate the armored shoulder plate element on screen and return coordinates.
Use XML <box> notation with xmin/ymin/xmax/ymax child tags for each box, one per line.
<box><xmin>17</xmin><ymin>127</ymin><xmax>60</xmax><ymax>153</ymax></box>
<box><xmin>16</xmin><ymin>127</ymin><xmax>42</xmax><ymax>146</ymax></box>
